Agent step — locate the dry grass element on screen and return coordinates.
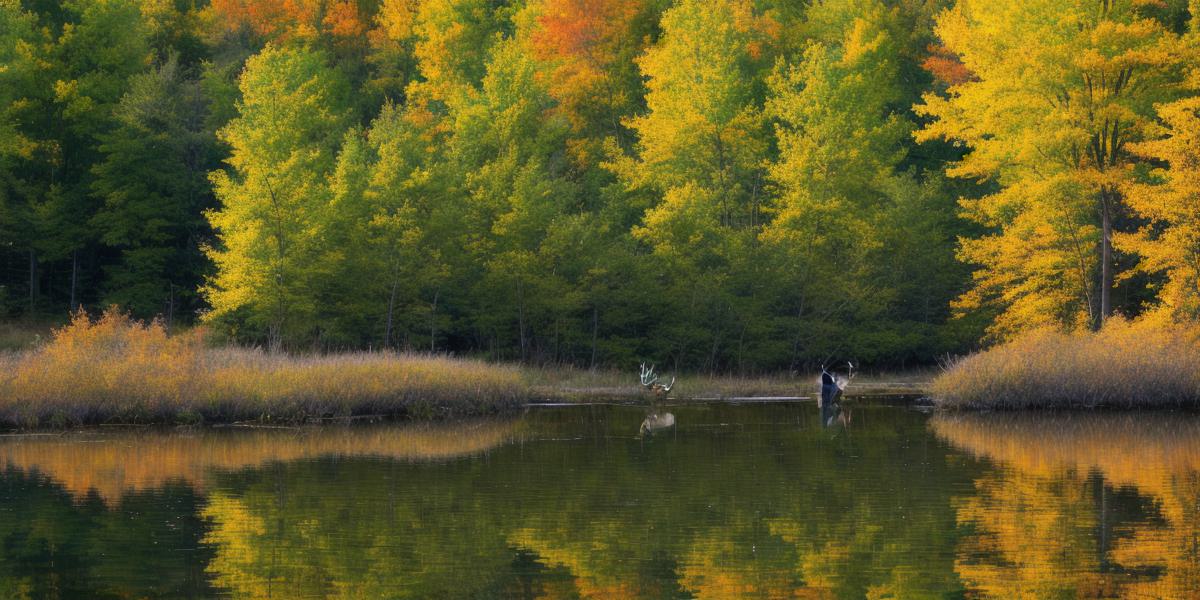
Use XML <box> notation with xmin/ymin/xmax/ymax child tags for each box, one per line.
<box><xmin>932</xmin><ymin>318</ymin><xmax>1200</xmax><ymax>409</ymax></box>
<box><xmin>0</xmin><ymin>309</ymin><xmax>527</xmax><ymax>428</ymax></box>
<box><xmin>0</xmin><ymin>319</ymin><xmax>57</xmax><ymax>351</ymax></box>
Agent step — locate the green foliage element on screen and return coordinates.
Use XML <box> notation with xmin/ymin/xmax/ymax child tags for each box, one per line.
<box><xmin>24</xmin><ymin>0</ymin><xmax>1200</xmax><ymax>369</ymax></box>
<box><xmin>91</xmin><ymin>55</ymin><xmax>216</xmax><ymax>319</ymax></box>
<box><xmin>204</xmin><ymin>44</ymin><xmax>353</xmax><ymax>347</ymax></box>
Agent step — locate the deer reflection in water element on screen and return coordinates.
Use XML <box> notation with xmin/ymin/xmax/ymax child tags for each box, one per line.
<box><xmin>639</xmin><ymin>411</ymin><xmax>676</xmax><ymax>437</ymax></box>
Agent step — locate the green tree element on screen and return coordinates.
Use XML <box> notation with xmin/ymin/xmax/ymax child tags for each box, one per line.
<box><xmin>613</xmin><ymin>0</ymin><xmax>774</xmax><ymax>370</ymax></box>
<box><xmin>763</xmin><ymin>0</ymin><xmax>967</xmax><ymax>365</ymax></box>
<box><xmin>91</xmin><ymin>55</ymin><xmax>215</xmax><ymax>322</ymax></box>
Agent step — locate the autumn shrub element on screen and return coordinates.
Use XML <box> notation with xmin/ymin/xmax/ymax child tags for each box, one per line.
<box><xmin>932</xmin><ymin>318</ymin><xmax>1200</xmax><ymax>409</ymax></box>
<box><xmin>0</xmin><ymin>308</ymin><xmax>527</xmax><ymax>427</ymax></box>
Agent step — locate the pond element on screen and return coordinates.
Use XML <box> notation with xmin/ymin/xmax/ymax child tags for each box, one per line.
<box><xmin>0</xmin><ymin>401</ymin><xmax>1197</xmax><ymax>598</ymax></box>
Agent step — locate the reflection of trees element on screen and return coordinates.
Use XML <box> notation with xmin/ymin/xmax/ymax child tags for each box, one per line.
<box><xmin>0</xmin><ymin>467</ymin><xmax>213</xmax><ymax>598</ymax></box>
<box><xmin>931</xmin><ymin>412</ymin><xmax>1200</xmax><ymax>599</ymax></box>
<box><xmin>471</xmin><ymin>404</ymin><xmax>971</xmax><ymax>598</ymax></box>
<box><xmin>0</xmin><ymin>419</ymin><xmax>521</xmax><ymax>501</ymax></box>
<box><xmin>188</xmin><ymin>404</ymin><xmax>973</xmax><ymax>597</ymax></box>
<box><xmin>0</xmin><ymin>404</ymin><xmax>979</xmax><ymax>597</ymax></box>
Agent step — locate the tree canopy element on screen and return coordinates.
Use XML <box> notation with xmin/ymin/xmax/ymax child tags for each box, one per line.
<box><xmin>2</xmin><ymin>0</ymin><xmax>1200</xmax><ymax>369</ymax></box>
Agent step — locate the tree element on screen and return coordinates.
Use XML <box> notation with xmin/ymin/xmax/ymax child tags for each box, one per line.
<box><xmin>410</xmin><ymin>0</ymin><xmax>511</xmax><ymax>108</ymax></box>
<box><xmin>614</xmin><ymin>0</ymin><xmax>775</xmax><ymax>370</ymax></box>
<box><xmin>204</xmin><ymin>44</ymin><xmax>352</xmax><ymax>348</ymax></box>
<box><xmin>916</xmin><ymin>0</ymin><xmax>1190</xmax><ymax>338</ymax></box>
<box><xmin>0</xmin><ymin>0</ymin><xmax>44</xmax><ymax>314</ymax></box>
<box><xmin>1124</xmin><ymin>13</ymin><xmax>1200</xmax><ymax>322</ymax></box>
<box><xmin>91</xmin><ymin>55</ymin><xmax>215</xmax><ymax>322</ymax></box>
<box><xmin>449</xmin><ymin>37</ymin><xmax>578</xmax><ymax>361</ymax></box>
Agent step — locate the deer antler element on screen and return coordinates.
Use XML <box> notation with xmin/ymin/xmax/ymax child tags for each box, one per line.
<box><xmin>660</xmin><ymin>376</ymin><xmax>675</xmax><ymax>393</ymax></box>
<box><xmin>639</xmin><ymin>363</ymin><xmax>659</xmax><ymax>388</ymax></box>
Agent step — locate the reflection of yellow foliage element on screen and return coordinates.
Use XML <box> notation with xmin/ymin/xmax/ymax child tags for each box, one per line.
<box><xmin>932</xmin><ymin>412</ymin><xmax>1200</xmax><ymax>599</ymax></box>
<box><xmin>508</xmin><ymin>527</ymin><xmax>639</xmax><ymax>599</ymax></box>
<box><xmin>953</xmin><ymin>468</ymin><xmax>1114</xmax><ymax>598</ymax></box>
<box><xmin>677</xmin><ymin>534</ymin><xmax>811</xmax><ymax>599</ymax></box>
<box><xmin>513</xmin><ymin>523</ymin><xmax>812</xmax><ymax>599</ymax></box>
<box><xmin>0</xmin><ymin>419</ymin><xmax>519</xmax><ymax>501</ymax></box>
<box><xmin>202</xmin><ymin>494</ymin><xmax>269</xmax><ymax>597</ymax></box>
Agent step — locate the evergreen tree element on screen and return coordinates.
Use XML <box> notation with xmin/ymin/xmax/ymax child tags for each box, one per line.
<box><xmin>91</xmin><ymin>56</ymin><xmax>215</xmax><ymax>321</ymax></box>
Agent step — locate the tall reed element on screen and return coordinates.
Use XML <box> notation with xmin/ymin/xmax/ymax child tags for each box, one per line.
<box><xmin>932</xmin><ymin>318</ymin><xmax>1200</xmax><ymax>409</ymax></box>
<box><xmin>0</xmin><ymin>309</ymin><xmax>527</xmax><ymax>427</ymax></box>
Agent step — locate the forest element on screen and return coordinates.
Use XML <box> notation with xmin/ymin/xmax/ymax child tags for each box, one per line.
<box><xmin>2</xmin><ymin>0</ymin><xmax>1199</xmax><ymax>372</ymax></box>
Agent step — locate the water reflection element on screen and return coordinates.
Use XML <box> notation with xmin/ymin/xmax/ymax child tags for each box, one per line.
<box><xmin>638</xmin><ymin>410</ymin><xmax>675</xmax><ymax>436</ymax></box>
<box><xmin>0</xmin><ymin>419</ymin><xmax>521</xmax><ymax>501</ymax></box>
<box><xmin>18</xmin><ymin>403</ymin><xmax>1180</xmax><ymax>597</ymax></box>
<box><xmin>931</xmin><ymin>411</ymin><xmax>1200</xmax><ymax>599</ymax></box>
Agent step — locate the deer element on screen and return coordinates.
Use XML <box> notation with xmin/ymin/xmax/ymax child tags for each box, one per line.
<box><xmin>639</xmin><ymin>363</ymin><xmax>676</xmax><ymax>398</ymax></box>
<box><xmin>639</xmin><ymin>411</ymin><xmax>676</xmax><ymax>436</ymax></box>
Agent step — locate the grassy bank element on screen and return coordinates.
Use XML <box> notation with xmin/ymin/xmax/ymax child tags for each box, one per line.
<box><xmin>0</xmin><ymin>310</ymin><xmax>526</xmax><ymax>428</ymax></box>
<box><xmin>526</xmin><ymin>365</ymin><xmax>930</xmax><ymax>400</ymax></box>
<box><xmin>0</xmin><ymin>310</ymin><xmax>935</xmax><ymax>428</ymax></box>
<box><xmin>932</xmin><ymin>319</ymin><xmax>1200</xmax><ymax>409</ymax></box>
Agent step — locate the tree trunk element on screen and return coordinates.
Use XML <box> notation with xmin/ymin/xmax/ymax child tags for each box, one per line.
<box><xmin>28</xmin><ymin>249</ymin><xmax>36</xmax><ymax>313</ymax></box>
<box><xmin>385</xmin><ymin>277</ymin><xmax>398</xmax><ymax>348</ymax></box>
<box><xmin>1099</xmin><ymin>191</ymin><xmax>1113</xmax><ymax>328</ymax></box>
<box><xmin>517</xmin><ymin>281</ymin><xmax>528</xmax><ymax>362</ymax></box>
<box><xmin>167</xmin><ymin>283</ymin><xmax>175</xmax><ymax>331</ymax></box>
<box><xmin>69</xmin><ymin>250</ymin><xmax>77</xmax><ymax>312</ymax></box>
<box><xmin>590</xmin><ymin>305</ymin><xmax>598</xmax><ymax>371</ymax></box>
<box><xmin>429</xmin><ymin>290</ymin><xmax>439</xmax><ymax>352</ymax></box>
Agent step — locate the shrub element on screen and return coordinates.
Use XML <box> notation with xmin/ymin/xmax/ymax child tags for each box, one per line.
<box><xmin>932</xmin><ymin>318</ymin><xmax>1200</xmax><ymax>409</ymax></box>
<box><xmin>0</xmin><ymin>308</ymin><xmax>527</xmax><ymax>428</ymax></box>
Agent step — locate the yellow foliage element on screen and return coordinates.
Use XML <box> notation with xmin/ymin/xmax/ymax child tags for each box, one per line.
<box><xmin>915</xmin><ymin>0</ymin><xmax>1190</xmax><ymax>336</ymax></box>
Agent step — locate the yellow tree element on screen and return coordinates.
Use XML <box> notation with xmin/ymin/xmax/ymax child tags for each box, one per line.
<box><xmin>916</xmin><ymin>0</ymin><xmax>1187</xmax><ymax>338</ymax></box>
<box><xmin>204</xmin><ymin>45</ymin><xmax>352</xmax><ymax>348</ymax></box>
<box><xmin>1125</xmin><ymin>10</ymin><xmax>1200</xmax><ymax>322</ymax></box>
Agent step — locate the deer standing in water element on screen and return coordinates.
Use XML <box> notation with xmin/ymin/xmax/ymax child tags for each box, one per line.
<box><xmin>639</xmin><ymin>363</ymin><xmax>675</xmax><ymax>398</ymax></box>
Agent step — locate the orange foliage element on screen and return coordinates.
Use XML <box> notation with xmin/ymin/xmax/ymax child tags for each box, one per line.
<box><xmin>528</xmin><ymin>0</ymin><xmax>650</xmax><ymax>132</ymax></box>
<box><xmin>322</xmin><ymin>0</ymin><xmax>366</xmax><ymax>38</ymax></box>
<box><xmin>921</xmin><ymin>43</ymin><xmax>973</xmax><ymax>87</ymax></box>
<box><xmin>209</xmin><ymin>0</ymin><xmax>368</xmax><ymax>42</ymax></box>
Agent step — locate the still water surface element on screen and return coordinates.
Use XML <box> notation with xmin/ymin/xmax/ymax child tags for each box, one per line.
<box><xmin>0</xmin><ymin>401</ymin><xmax>1197</xmax><ymax>598</ymax></box>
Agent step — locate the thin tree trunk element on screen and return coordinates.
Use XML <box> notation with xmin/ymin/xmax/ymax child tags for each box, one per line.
<box><xmin>69</xmin><ymin>250</ymin><xmax>77</xmax><ymax>312</ymax></box>
<box><xmin>28</xmin><ymin>249</ymin><xmax>36</xmax><ymax>313</ymax></box>
<box><xmin>1100</xmin><ymin>191</ymin><xmax>1113</xmax><ymax>328</ymax></box>
<box><xmin>385</xmin><ymin>277</ymin><xmax>398</xmax><ymax>348</ymax></box>
<box><xmin>429</xmin><ymin>290</ymin><xmax>439</xmax><ymax>352</ymax></box>
<box><xmin>517</xmin><ymin>281</ymin><xmax>528</xmax><ymax>362</ymax></box>
<box><xmin>590</xmin><ymin>305</ymin><xmax>598</xmax><ymax>371</ymax></box>
<box><xmin>167</xmin><ymin>283</ymin><xmax>175</xmax><ymax>331</ymax></box>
